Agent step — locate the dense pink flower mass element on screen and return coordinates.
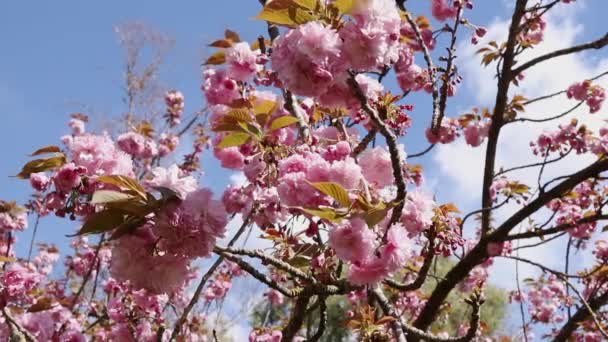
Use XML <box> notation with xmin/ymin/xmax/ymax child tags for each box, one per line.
<box><xmin>226</xmin><ymin>42</ymin><xmax>261</xmax><ymax>81</ymax></box>
<box><xmin>339</xmin><ymin>0</ymin><xmax>401</xmax><ymax>71</ymax></box>
<box><xmin>1</xmin><ymin>306</ymin><xmax>85</xmax><ymax>341</ymax></box>
<box><xmin>567</xmin><ymin>80</ymin><xmax>606</xmax><ymax>113</ymax></box>
<box><xmin>401</xmin><ymin>190</ymin><xmax>435</xmax><ymax>236</ymax></box>
<box><xmin>463</xmin><ymin>119</ymin><xmax>491</xmax><ymax>147</ymax></box>
<box><xmin>202</xmin><ymin>68</ymin><xmax>240</xmax><ymax>105</ymax></box>
<box><xmin>359</xmin><ymin>146</ymin><xmax>395</xmax><ymax>188</ymax></box>
<box><xmin>110</xmin><ymin>227</ymin><xmax>191</xmax><ymax>294</ymax></box>
<box><xmin>156</xmin><ymin>188</ymin><xmax>228</xmax><ymax>259</ymax></box>
<box><xmin>329</xmin><ymin>218</ymin><xmax>376</xmax><ymax>264</ymax></box>
<box><xmin>0</xmin><ymin>204</ymin><xmax>28</xmax><ymax>232</ymax></box>
<box><xmin>431</xmin><ymin>0</ymin><xmax>459</xmax><ymax>21</ymax></box>
<box><xmin>271</xmin><ymin>21</ymin><xmax>342</xmax><ymax>97</ymax></box>
<box><xmin>65</xmin><ymin>132</ymin><xmax>134</xmax><ymax>177</ymax></box>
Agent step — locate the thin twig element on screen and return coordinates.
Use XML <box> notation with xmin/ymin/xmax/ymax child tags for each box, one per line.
<box><xmin>71</xmin><ymin>234</ymin><xmax>105</xmax><ymax>311</ymax></box>
<box><xmin>513</xmin><ymin>33</ymin><xmax>608</xmax><ymax>76</ymax></box>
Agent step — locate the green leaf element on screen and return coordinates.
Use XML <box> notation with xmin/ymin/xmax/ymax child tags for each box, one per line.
<box><xmin>77</xmin><ymin>210</ymin><xmax>126</xmax><ymax>235</ymax></box>
<box><xmin>301</xmin><ymin>207</ymin><xmax>345</xmax><ymax>222</ymax></box>
<box><xmin>253</xmin><ymin>100</ymin><xmax>278</xmax><ymax>116</ymax></box>
<box><xmin>30</xmin><ymin>145</ymin><xmax>61</xmax><ymax>156</ymax></box>
<box><xmin>255</xmin><ymin>7</ymin><xmax>315</xmax><ymax>27</ymax></box>
<box><xmin>205</xmin><ymin>50</ymin><xmax>226</xmax><ymax>65</ymax></box>
<box><xmin>294</xmin><ymin>0</ymin><xmax>318</xmax><ymax>9</ymax></box>
<box><xmin>91</xmin><ymin>190</ymin><xmax>134</xmax><ymax>204</ymax></box>
<box><xmin>217</xmin><ymin>132</ymin><xmax>251</xmax><ymax>148</ymax></box>
<box><xmin>109</xmin><ymin>217</ymin><xmax>147</xmax><ymax>240</ymax></box>
<box><xmin>225</xmin><ymin>29</ymin><xmax>241</xmax><ymax>42</ymax></box>
<box><xmin>0</xmin><ymin>255</ymin><xmax>16</xmax><ymax>263</ymax></box>
<box><xmin>287</xmin><ymin>255</ymin><xmax>311</xmax><ymax>269</ymax></box>
<box><xmin>97</xmin><ymin>175</ymin><xmax>147</xmax><ymax>200</ymax></box>
<box><xmin>152</xmin><ymin>186</ymin><xmax>181</xmax><ymax>201</ymax></box>
<box><xmin>363</xmin><ymin>206</ymin><xmax>389</xmax><ymax>228</ymax></box>
<box><xmin>105</xmin><ymin>200</ymin><xmax>153</xmax><ymax>217</ymax></box>
<box><xmin>269</xmin><ymin>116</ymin><xmax>300</xmax><ymax>132</ymax></box>
<box><xmin>17</xmin><ymin>154</ymin><xmax>67</xmax><ymax>179</ymax></box>
<box><xmin>28</xmin><ymin>297</ymin><xmax>54</xmax><ymax>313</ymax></box>
<box><xmin>309</xmin><ymin>182</ymin><xmax>351</xmax><ymax>207</ymax></box>
<box><xmin>209</xmin><ymin>39</ymin><xmax>233</xmax><ymax>48</ymax></box>
<box><xmin>227</xmin><ymin>109</ymin><xmax>253</xmax><ymax>122</ymax></box>
<box><xmin>238</xmin><ymin>121</ymin><xmax>263</xmax><ymax>138</ymax></box>
<box><xmin>331</xmin><ymin>0</ymin><xmax>353</xmax><ymax>14</ymax></box>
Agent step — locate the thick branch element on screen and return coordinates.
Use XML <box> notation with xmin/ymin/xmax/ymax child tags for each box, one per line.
<box><xmin>413</xmin><ymin>157</ymin><xmax>608</xmax><ymax>334</ymax></box>
<box><xmin>283</xmin><ymin>91</ymin><xmax>311</xmax><ymax>143</ymax></box>
<box><xmin>352</xmin><ymin>129</ymin><xmax>377</xmax><ymax>157</ymax></box>
<box><xmin>553</xmin><ymin>289</ymin><xmax>608</xmax><ymax>341</ymax></box>
<box><xmin>480</xmin><ymin>0</ymin><xmax>529</xmax><ymax>239</ymax></box>
<box><xmin>281</xmin><ymin>295</ymin><xmax>310</xmax><ymax>342</ymax></box>
<box><xmin>308</xmin><ymin>297</ymin><xmax>327</xmax><ymax>342</ymax></box>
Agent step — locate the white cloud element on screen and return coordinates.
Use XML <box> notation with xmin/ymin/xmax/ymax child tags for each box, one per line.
<box><xmin>431</xmin><ymin>7</ymin><xmax>608</xmax><ymax>287</ymax></box>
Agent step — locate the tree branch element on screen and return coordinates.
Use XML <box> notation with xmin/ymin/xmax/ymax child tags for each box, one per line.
<box><xmin>513</xmin><ymin>33</ymin><xmax>608</xmax><ymax>76</ymax></box>
<box><xmin>503</xmin><ymin>213</ymin><xmax>608</xmax><ymax>241</ymax></box>
<box><xmin>401</xmin><ymin>9</ymin><xmax>440</xmax><ymax>132</ymax></box>
<box><xmin>480</xmin><ymin>0</ymin><xmax>529</xmax><ymax>239</ymax></box>
<box><xmin>2</xmin><ymin>307</ymin><xmax>36</xmax><ymax>342</ymax></box>
<box><xmin>553</xmin><ymin>287</ymin><xmax>608</xmax><ymax>341</ymax></box>
<box><xmin>214</xmin><ymin>246</ymin><xmax>315</xmax><ymax>282</ymax></box>
<box><xmin>412</xmin><ymin>156</ymin><xmax>608</xmax><ymax>334</ymax></box>
<box><xmin>348</xmin><ymin>73</ymin><xmax>406</xmax><ymax>228</ymax></box>
<box><xmin>170</xmin><ymin>209</ymin><xmax>255</xmax><ymax>340</ymax></box>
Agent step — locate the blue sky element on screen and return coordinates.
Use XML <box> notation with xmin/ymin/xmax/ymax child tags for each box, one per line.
<box><xmin>2</xmin><ymin>0</ymin><xmax>608</xmax><ymax>337</ymax></box>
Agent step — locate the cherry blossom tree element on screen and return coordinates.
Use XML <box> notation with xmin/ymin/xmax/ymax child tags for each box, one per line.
<box><xmin>2</xmin><ymin>0</ymin><xmax>608</xmax><ymax>341</ymax></box>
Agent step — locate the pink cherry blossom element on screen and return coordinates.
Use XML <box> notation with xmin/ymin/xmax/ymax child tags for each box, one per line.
<box><xmin>109</xmin><ymin>226</ymin><xmax>191</xmax><ymax>294</ymax></box>
<box><xmin>463</xmin><ymin>119</ymin><xmax>491</xmax><ymax>147</ymax></box>
<box><xmin>401</xmin><ymin>190</ymin><xmax>435</xmax><ymax>236</ymax></box>
<box><xmin>67</xmin><ymin>132</ymin><xmax>134</xmax><ymax>177</ymax></box>
<box><xmin>339</xmin><ymin>0</ymin><xmax>401</xmax><ymax>71</ymax></box>
<box><xmin>271</xmin><ymin>21</ymin><xmax>342</xmax><ymax>97</ymax></box>
<box><xmin>202</xmin><ymin>68</ymin><xmax>240</xmax><ymax>105</ymax></box>
<box><xmin>431</xmin><ymin>0</ymin><xmax>459</xmax><ymax>21</ymax></box>
<box><xmin>328</xmin><ymin>218</ymin><xmax>376</xmax><ymax>264</ymax></box>
<box><xmin>145</xmin><ymin>164</ymin><xmax>197</xmax><ymax>199</ymax></box>
<box><xmin>226</xmin><ymin>42</ymin><xmax>260</xmax><ymax>81</ymax></box>
<box><xmin>53</xmin><ymin>162</ymin><xmax>85</xmax><ymax>194</ymax></box>
<box><xmin>359</xmin><ymin>147</ymin><xmax>394</xmax><ymax>188</ymax></box>
<box><xmin>155</xmin><ymin>188</ymin><xmax>228</xmax><ymax>259</ymax></box>
<box><xmin>30</xmin><ymin>172</ymin><xmax>50</xmax><ymax>192</ymax></box>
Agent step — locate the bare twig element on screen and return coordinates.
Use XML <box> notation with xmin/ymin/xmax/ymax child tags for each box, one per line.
<box><xmin>513</xmin><ymin>33</ymin><xmax>608</xmax><ymax>76</ymax></box>
<box><xmin>214</xmin><ymin>246</ymin><xmax>314</xmax><ymax>282</ymax></box>
<box><xmin>71</xmin><ymin>234</ymin><xmax>105</xmax><ymax>311</ymax></box>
